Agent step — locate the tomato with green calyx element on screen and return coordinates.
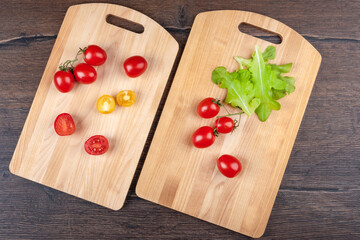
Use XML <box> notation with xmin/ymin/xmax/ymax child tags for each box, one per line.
<box><xmin>197</xmin><ymin>97</ymin><xmax>220</xmax><ymax>119</ymax></box>
<box><xmin>83</xmin><ymin>45</ymin><xmax>107</xmax><ymax>66</ymax></box>
<box><xmin>54</xmin><ymin>70</ymin><xmax>75</xmax><ymax>93</ymax></box>
<box><xmin>191</xmin><ymin>126</ymin><xmax>215</xmax><ymax>148</ymax></box>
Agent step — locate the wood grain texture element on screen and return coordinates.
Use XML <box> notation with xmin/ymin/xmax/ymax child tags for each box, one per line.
<box><xmin>8</xmin><ymin>3</ymin><xmax>178</xmax><ymax>210</ymax></box>
<box><xmin>136</xmin><ymin>10</ymin><xmax>321</xmax><ymax>238</ymax></box>
<box><xmin>1</xmin><ymin>0</ymin><xmax>359</xmax><ymax>239</ymax></box>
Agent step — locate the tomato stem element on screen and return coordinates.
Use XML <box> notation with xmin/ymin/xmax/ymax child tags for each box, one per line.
<box><xmin>58</xmin><ymin>47</ymin><xmax>86</xmax><ymax>71</ymax></box>
<box><xmin>212</xmin><ymin>98</ymin><xmax>233</xmax><ymax>115</ymax></box>
<box><xmin>232</xmin><ymin>113</ymin><xmax>242</xmax><ymax>133</ymax></box>
<box><xmin>212</xmin><ymin>99</ymin><xmax>243</xmax><ymax>136</ymax></box>
<box><xmin>216</xmin><ymin>112</ymin><xmax>243</xmax><ymax>118</ymax></box>
<box><xmin>212</xmin><ymin>98</ymin><xmax>222</xmax><ymax>106</ymax></box>
<box><xmin>221</xmin><ymin>103</ymin><xmax>232</xmax><ymax>115</ymax></box>
<box><xmin>214</xmin><ymin>121</ymin><xmax>219</xmax><ymax>137</ymax></box>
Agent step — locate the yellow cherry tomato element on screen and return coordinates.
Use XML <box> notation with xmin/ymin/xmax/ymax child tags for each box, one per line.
<box><xmin>116</xmin><ymin>90</ymin><xmax>136</xmax><ymax>107</ymax></box>
<box><xmin>96</xmin><ymin>95</ymin><xmax>116</xmax><ymax>114</ymax></box>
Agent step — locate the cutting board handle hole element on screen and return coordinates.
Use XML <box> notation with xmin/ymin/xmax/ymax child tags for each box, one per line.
<box><xmin>238</xmin><ymin>23</ymin><xmax>282</xmax><ymax>44</ymax></box>
<box><xmin>106</xmin><ymin>14</ymin><xmax>144</xmax><ymax>34</ymax></box>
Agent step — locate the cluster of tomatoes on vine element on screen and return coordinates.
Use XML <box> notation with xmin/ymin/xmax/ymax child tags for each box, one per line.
<box><xmin>191</xmin><ymin>97</ymin><xmax>243</xmax><ymax>178</ymax></box>
<box><xmin>54</xmin><ymin>45</ymin><xmax>146</xmax><ymax>92</ymax></box>
<box><xmin>53</xmin><ymin>45</ymin><xmax>147</xmax><ymax>155</ymax></box>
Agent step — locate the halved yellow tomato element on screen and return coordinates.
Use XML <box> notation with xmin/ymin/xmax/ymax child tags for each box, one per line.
<box><xmin>96</xmin><ymin>95</ymin><xmax>116</xmax><ymax>114</ymax></box>
<box><xmin>116</xmin><ymin>90</ymin><xmax>136</xmax><ymax>107</ymax></box>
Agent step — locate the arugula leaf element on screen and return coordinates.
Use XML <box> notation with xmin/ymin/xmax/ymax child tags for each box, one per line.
<box><xmin>212</xmin><ymin>45</ymin><xmax>295</xmax><ymax>122</ymax></box>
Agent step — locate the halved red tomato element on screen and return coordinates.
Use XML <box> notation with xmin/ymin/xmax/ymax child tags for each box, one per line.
<box><xmin>54</xmin><ymin>113</ymin><xmax>75</xmax><ymax>136</ymax></box>
<box><xmin>84</xmin><ymin>135</ymin><xmax>109</xmax><ymax>155</ymax></box>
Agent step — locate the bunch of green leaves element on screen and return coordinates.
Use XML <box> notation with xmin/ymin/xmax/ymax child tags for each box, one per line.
<box><xmin>212</xmin><ymin>45</ymin><xmax>295</xmax><ymax>122</ymax></box>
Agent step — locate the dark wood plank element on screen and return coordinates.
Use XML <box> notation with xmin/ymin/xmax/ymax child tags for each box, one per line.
<box><xmin>1</xmin><ymin>179</ymin><xmax>359</xmax><ymax>239</ymax></box>
<box><xmin>0</xmin><ymin>0</ymin><xmax>359</xmax><ymax>239</ymax></box>
<box><xmin>0</xmin><ymin>0</ymin><xmax>359</xmax><ymax>42</ymax></box>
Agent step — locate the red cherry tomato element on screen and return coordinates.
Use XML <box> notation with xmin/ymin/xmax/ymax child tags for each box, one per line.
<box><xmin>74</xmin><ymin>63</ymin><xmax>97</xmax><ymax>84</ymax></box>
<box><xmin>197</xmin><ymin>98</ymin><xmax>220</xmax><ymax>119</ymax></box>
<box><xmin>217</xmin><ymin>154</ymin><xmax>242</xmax><ymax>178</ymax></box>
<box><xmin>53</xmin><ymin>70</ymin><xmax>75</xmax><ymax>93</ymax></box>
<box><xmin>123</xmin><ymin>56</ymin><xmax>147</xmax><ymax>78</ymax></box>
<box><xmin>54</xmin><ymin>113</ymin><xmax>75</xmax><ymax>136</ymax></box>
<box><xmin>215</xmin><ymin>117</ymin><xmax>235</xmax><ymax>134</ymax></box>
<box><xmin>84</xmin><ymin>135</ymin><xmax>109</xmax><ymax>155</ymax></box>
<box><xmin>192</xmin><ymin>126</ymin><xmax>215</xmax><ymax>148</ymax></box>
<box><xmin>84</xmin><ymin>45</ymin><xmax>107</xmax><ymax>66</ymax></box>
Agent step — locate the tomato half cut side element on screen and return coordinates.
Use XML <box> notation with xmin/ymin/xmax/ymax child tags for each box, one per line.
<box><xmin>116</xmin><ymin>90</ymin><xmax>136</xmax><ymax>107</ymax></box>
<box><xmin>54</xmin><ymin>113</ymin><xmax>76</xmax><ymax>136</ymax></box>
<box><xmin>84</xmin><ymin>135</ymin><xmax>109</xmax><ymax>155</ymax></box>
<box><xmin>97</xmin><ymin>95</ymin><xmax>116</xmax><ymax>114</ymax></box>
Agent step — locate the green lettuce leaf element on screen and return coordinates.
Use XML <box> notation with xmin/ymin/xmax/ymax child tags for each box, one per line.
<box><xmin>212</xmin><ymin>45</ymin><xmax>295</xmax><ymax>122</ymax></box>
<box><xmin>234</xmin><ymin>45</ymin><xmax>276</xmax><ymax>69</ymax></box>
<box><xmin>262</xmin><ymin>45</ymin><xmax>276</xmax><ymax>61</ymax></box>
<box><xmin>212</xmin><ymin>67</ymin><xmax>260</xmax><ymax>115</ymax></box>
<box><xmin>249</xmin><ymin>46</ymin><xmax>281</xmax><ymax>121</ymax></box>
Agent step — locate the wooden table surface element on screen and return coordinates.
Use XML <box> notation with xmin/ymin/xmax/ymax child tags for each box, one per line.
<box><xmin>1</xmin><ymin>0</ymin><xmax>359</xmax><ymax>239</ymax></box>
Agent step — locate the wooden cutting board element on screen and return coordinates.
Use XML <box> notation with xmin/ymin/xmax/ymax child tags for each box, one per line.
<box><xmin>136</xmin><ymin>10</ymin><xmax>321</xmax><ymax>238</ymax></box>
<box><xmin>9</xmin><ymin>3</ymin><xmax>178</xmax><ymax>210</ymax></box>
